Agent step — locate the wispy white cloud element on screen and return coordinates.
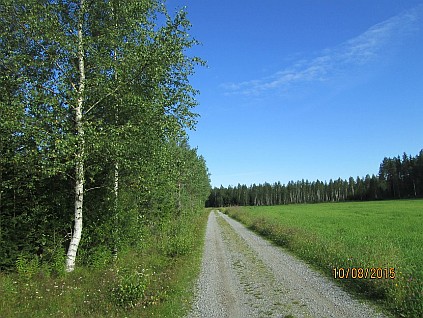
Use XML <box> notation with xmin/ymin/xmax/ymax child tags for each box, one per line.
<box><xmin>222</xmin><ymin>5</ymin><xmax>423</xmax><ymax>96</ymax></box>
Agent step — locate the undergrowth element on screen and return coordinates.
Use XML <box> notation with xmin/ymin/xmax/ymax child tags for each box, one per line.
<box><xmin>0</xmin><ymin>210</ymin><xmax>208</xmax><ymax>318</ymax></box>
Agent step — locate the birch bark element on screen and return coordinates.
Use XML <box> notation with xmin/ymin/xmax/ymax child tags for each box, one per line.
<box><xmin>66</xmin><ymin>0</ymin><xmax>86</xmax><ymax>272</ymax></box>
<box><xmin>112</xmin><ymin>2</ymin><xmax>119</xmax><ymax>259</ymax></box>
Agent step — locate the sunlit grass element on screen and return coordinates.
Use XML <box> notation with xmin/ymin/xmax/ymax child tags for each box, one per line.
<box><xmin>224</xmin><ymin>200</ymin><xmax>423</xmax><ymax>318</ymax></box>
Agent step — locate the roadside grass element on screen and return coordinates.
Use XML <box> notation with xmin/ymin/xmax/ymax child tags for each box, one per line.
<box><xmin>224</xmin><ymin>200</ymin><xmax>423</xmax><ymax>318</ymax></box>
<box><xmin>0</xmin><ymin>210</ymin><xmax>208</xmax><ymax>318</ymax></box>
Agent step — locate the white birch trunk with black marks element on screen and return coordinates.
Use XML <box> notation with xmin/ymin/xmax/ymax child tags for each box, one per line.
<box><xmin>112</xmin><ymin>4</ymin><xmax>119</xmax><ymax>259</ymax></box>
<box><xmin>66</xmin><ymin>0</ymin><xmax>85</xmax><ymax>272</ymax></box>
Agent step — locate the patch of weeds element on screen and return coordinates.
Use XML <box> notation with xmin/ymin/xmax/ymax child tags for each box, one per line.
<box><xmin>15</xmin><ymin>254</ymin><xmax>40</xmax><ymax>280</ymax></box>
<box><xmin>263</xmin><ymin>309</ymin><xmax>274</xmax><ymax>316</ymax></box>
<box><xmin>110</xmin><ymin>269</ymin><xmax>149</xmax><ymax>308</ymax></box>
<box><xmin>0</xmin><ymin>274</ymin><xmax>18</xmax><ymax>294</ymax></box>
<box><xmin>90</xmin><ymin>245</ymin><xmax>113</xmax><ymax>270</ymax></box>
<box><xmin>158</xmin><ymin>217</ymin><xmax>196</xmax><ymax>257</ymax></box>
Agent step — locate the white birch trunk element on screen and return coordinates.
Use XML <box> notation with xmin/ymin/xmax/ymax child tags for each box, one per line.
<box><xmin>112</xmin><ymin>6</ymin><xmax>119</xmax><ymax>258</ymax></box>
<box><xmin>112</xmin><ymin>161</ymin><xmax>119</xmax><ymax>258</ymax></box>
<box><xmin>66</xmin><ymin>0</ymin><xmax>85</xmax><ymax>272</ymax></box>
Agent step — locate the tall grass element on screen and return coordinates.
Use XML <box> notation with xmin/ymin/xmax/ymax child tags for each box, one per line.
<box><xmin>224</xmin><ymin>200</ymin><xmax>423</xmax><ymax>318</ymax></box>
<box><xmin>0</xmin><ymin>210</ymin><xmax>208</xmax><ymax>318</ymax></box>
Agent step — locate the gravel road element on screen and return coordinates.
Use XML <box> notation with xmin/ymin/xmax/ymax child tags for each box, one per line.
<box><xmin>188</xmin><ymin>210</ymin><xmax>387</xmax><ymax>318</ymax></box>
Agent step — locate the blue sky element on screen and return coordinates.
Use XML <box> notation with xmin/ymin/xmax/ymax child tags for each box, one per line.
<box><xmin>168</xmin><ymin>0</ymin><xmax>423</xmax><ymax>188</ymax></box>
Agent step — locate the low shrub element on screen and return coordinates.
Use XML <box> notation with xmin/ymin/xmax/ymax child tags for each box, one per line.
<box><xmin>111</xmin><ymin>270</ymin><xmax>149</xmax><ymax>308</ymax></box>
<box><xmin>15</xmin><ymin>254</ymin><xmax>39</xmax><ymax>280</ymax></box>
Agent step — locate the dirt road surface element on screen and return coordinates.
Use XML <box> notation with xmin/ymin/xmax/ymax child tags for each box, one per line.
<box><xmin>188</xmin><ymin>210</ymin><xmax>387</xmax><ymax>318</ymax></box>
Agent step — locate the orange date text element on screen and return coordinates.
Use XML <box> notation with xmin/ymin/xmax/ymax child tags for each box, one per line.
<box><xmin>332</xmin><ymin>267</ymin><xmax>395</xmax><ymax>279</ymax></box>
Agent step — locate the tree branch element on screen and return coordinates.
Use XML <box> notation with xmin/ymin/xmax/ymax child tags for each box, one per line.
<box><xmin>84</xmin><ymin>86</ymin><xmax>120</xmax><ymax>115</ymax></box>
<box><xmin>85</xmin><ymin>186</ymin><xmax>105</xmax><ymax>192</ymax></box>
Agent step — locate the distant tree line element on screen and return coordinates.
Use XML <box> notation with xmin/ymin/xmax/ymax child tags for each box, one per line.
<box><xmin>206</xmin><ymin>150</ymin><xmax>423</xmax><ymax>207</ymax></box>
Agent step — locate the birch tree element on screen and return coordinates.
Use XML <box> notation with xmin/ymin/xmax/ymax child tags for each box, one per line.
<box><xmin>1</xmin><ymin>0</ymin><xmax>205</xmax><ymax>272</ymax></box>
<box><xmin>65</xmin><ymin>0</ymin><xmax>86</xmax><ymax>273</ymax></box>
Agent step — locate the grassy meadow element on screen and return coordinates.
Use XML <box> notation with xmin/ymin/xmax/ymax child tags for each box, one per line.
<box><xmin>224</xmin><ymin>200</ymin><xmax>423</xmax><ymax>318</ymax></box>
<box><xmin>0</xmin><ymin>210</ymin><xmax>209</xmax><ymax>318</ymax></box>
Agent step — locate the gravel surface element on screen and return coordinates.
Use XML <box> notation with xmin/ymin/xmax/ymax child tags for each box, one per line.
<box><xmin>187</xmin><ymin>210</ymin><xmax>387</xmax><ymax>318</ymax></box>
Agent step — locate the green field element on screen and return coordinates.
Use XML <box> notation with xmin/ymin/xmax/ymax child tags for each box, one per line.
<box><xmin>224</xmin><ymin>200</ymin><xmax>423</xmax><ymax>318</ymax></box>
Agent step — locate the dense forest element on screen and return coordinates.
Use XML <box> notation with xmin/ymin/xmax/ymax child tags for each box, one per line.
<box><xmin>207</xmin><ymin>150</ymin><xmax>423</xmax><ymax>207</ymax></box>
<box><xmin>0</xmin><ymin>1</ymin><xmax>210</xmax><ymax>272</ymax></box>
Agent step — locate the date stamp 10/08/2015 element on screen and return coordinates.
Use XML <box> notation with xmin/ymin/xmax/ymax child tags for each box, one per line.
<box><xmin>332</xmin><ymin>267</ymin><xmax>396</xmax><ymax>279</ymax></box>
